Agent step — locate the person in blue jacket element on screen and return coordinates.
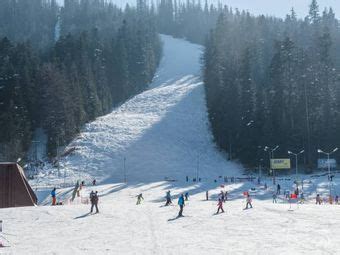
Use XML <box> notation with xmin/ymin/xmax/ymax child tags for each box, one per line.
<box><xmin>178</xmin><ymin>194</ymin><xmax>185</xmax><ymax>217</ymax></box>
<box><xmin>51</xmin><ymin>187</ymin><xmax>56</xmax><ymax>205</ymax></box>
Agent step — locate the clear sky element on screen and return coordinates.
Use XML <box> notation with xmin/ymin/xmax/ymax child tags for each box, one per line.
<box><xmin>57</xmin><ymin>0</ymin><xmax>340</xmax><ymax>19</ymax></box>
<box><xmin>217</xmin><ymin>0</ymin><xmax>340</xmax><ymax>18</ymax></box>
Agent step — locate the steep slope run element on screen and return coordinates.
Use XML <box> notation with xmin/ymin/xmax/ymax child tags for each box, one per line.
<box><xmin>57</xmin><ymin>35</ymin><xmax>241</xmax><ymax>184</ymax></box>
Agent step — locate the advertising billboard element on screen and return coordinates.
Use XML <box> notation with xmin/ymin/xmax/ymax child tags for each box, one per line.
<box><xmin>270</xmin><ymin>159</ymin><xmax>291</xmax><ymax>169</ymax></box>
<box><xmin>318</xmin><ymin>159</ymin><xmax>337</xmax><ymax>169</ymax></box>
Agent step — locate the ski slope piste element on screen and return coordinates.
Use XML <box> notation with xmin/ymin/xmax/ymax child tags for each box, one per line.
<box><xmin>2</xmin><ymin>35</ymin><xmax>340</xmax><ymax>255</ymax></box>
<box><xmin>37</xmin><ymin>34</ymin><xmax>241</xmax><ymax>185</ymax></box>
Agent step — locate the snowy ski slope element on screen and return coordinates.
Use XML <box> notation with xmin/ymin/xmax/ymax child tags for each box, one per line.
<box><xmin>49</xmin><ymin>34</ymin><xmax>242</xmax><ymax>185</ymax></box>
<box><xmin>2</xmin><ymin>35</ymin><xmax>340</xmax><ymax>255</ymax></box>
<box><xmin>3</xmin><ymin>176</ymin><xmax>340</xmax><ymax>254</ymax></box>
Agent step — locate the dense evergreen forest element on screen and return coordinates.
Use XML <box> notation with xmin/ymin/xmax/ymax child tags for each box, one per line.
<box><xmin>1</xmin><ymin>0</ymin><xmax>339</xmax><ymax>171</ymax></box>
<box><xmin>156</xmin><ymin>0</ymin><xmax>340</xmax><ymax>170</ymax></box>
<box><xmin>0</xmin><ymin>0</ymin><xmax>161</xmax><ymax>160</ymax></box>
<box><xmin>157</xmin><ymin>0</ymin><xmax>223</xmax><ymax>44</ymax></box>
<box><xmin>203</xmin><ymin>0</ymin><xmax>340</xmax><ymax>170</ymax></box>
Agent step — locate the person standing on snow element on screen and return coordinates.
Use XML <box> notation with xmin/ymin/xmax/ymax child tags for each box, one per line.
<box><xmin>136</xmin><ymin>193</ymin><xmax>144</xmax><ymax>205</ymax></box>
<box><xmin>245</xmin><ymin>194</ymin><xmax>253</xmax><ymax>209</ymax></box>
<box><xmin>276</xmin><ymin>184</ymin><xmax>281</xmax><ymax>195</ymax></box>
<box><xmin>185</xmin><ymin>192</ymin><xmax>189</xmax><ymax>201</ymax></box>
<box><xmin>51</xmin><ymin>187</ymin><xmax>56</xmax><ymax>206</ymax></box>
<box><xmin>216</xmin><ymin>198</ymin><xmax>224</xmax><ymax>214</ymax></box>
<box><xmin>316</xmin><ymin>194</ymin><xmax>321</xmax><ymax>205</ymax></box>
<box><xmin>165</xmin><ymin>191</ymin><xmax>172</xmax><ymax>206</ymax></box>
<box><xmin>219</xmin><ymin>191</ymin><xmax>225</xmax><ymax>202</ymax></box>
<box><xmin>335</xmin><ymin>195</ymin><xmax>339</xmax><ymax>204</ymax></box>
<box><xmin>206</xmin><ymin>190</ymin><xmax>209</xmax><ymax>201</ymax></box>
<box><xmin>90</xmin><ymin>191</ymin><xmax>99</xmax><ymax>213</ymax></box>
<box><xmin>178</xmin><ymin>194</ymin><xmax>185</xmax><ymax>217</ymax></box>
<box><xmin>300</xmin><ymin>193</ymin><xmax>305</xmax><ymax>204</ymax></box>
<box><xmin>71</xmin><ymin>181</ymin><xmax>80</xmax><ymax>201</ymax></box>
<box><xmin>272</xmin><ymin>193</ymin><xmax>277</xmax><ymax>203</ymax></box>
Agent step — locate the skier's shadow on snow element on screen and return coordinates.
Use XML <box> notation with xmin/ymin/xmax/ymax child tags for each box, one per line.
<box><xmin>74</xmin><ymin>212</ymin><xmax>92</xmax><ymax>219</ymax></box>
<box><xmin>167</xmin><ymin>216</ymin><xmax>182</xmax><ymax>221</ymax></box>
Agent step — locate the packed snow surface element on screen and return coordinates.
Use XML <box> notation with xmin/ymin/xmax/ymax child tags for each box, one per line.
<box><xmin>44</xmin><ymin>34</ymin><xmax>241</xmax><ymax>185</ymax></box>
<box><xmin>3</xmin><ymin>176</ymin><xmax>340</xmax><ymax>254</ymax></box>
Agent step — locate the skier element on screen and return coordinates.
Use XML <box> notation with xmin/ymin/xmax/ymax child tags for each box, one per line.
<box><xmin>206</xmin><ymin>190</ymin><xmax>209</xmax><ymax>201</ymax></box>
<box><xmin>136</xmin><ymin>193</ymin><xmax>144</xmax><ymax>205</ymax></box>
<box><xmin>178</xmin><ymin>194</ymin><xmax>185</xmax><ymax>217</ymax></box>
<box><xmin>335</xmin><ymin>195</ymin><xmax>339</xmax><ymax>205</ymax></box>
<box><xmin>285</xmin><ymin>190</ymin><xmax>290</xmax><ymax>200</ymax></box>
<box><xmin>245</xmin><ymin>194</ymin><xmax>253</xmax><ymax>209</ymax></box>
<box><xmin>300</xmin><ymin>193</ymin><xmax>305</xmax><ymax>204</ymax></box>
<box><xmin>219</xmin><ymin>191</ymin><xmax>225</xmax><ymax>202</ymax></box>
<box><xmin>224</xmin><ymin>191</ymin><xmax>228</xmax><ymax>201</ymax></box>
<box><xmin>92</xmin><ymin>179</ymin><xmax>96</xmax><ymax>186</ymax></box>
<box><xmin>316</xmin><ymin>194</ymin><xmax>321</xmax><ymax>205</ymax></box>
<box><xmin>329</xmin><ymin>195</ymin><xmax>334</xmax><ymax>205</ymax></box>
<box><xmin>185</xmin><ymin>192</ymin><xmax>189</xmax><ymax>201</ymax></box>
<box><xmin>276</xmin><ymin>184</ymin><xmax>281</xmax><ymax>195</ymax></box>
<box><xmin>77</xmin><ymin>180</ymin><xmax>81</xmax><ymax>197</ymax></box>
<box><xmin>71</xmin><ymin>181</ymin><xmax>79</xmax><ymax>201</ymax></box>
<box><xmin>272</xmin><ymin>193</ymin><xmax>277</xmax><ymax>203</ymax></box>
<box><xmin>216</xmin><ymin>198</ymin><xmax>224</xmax><ymax>214</ymax></box>
<box><xmin>51</xmin><ymin>187</ymin><xmax>56</xmax><ymax>206</ymax></box>
<box><xmin>90</xmin><ymin>191</ymin><xmax>99</xmax><ymax>213</ymax></box>
<box><xmin>165</xmin><ymin>190</ymin><xmax>172</xmax><ymax>206</ymax></box>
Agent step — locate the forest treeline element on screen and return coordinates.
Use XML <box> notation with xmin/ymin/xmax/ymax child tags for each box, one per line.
<box><xmin>203</xmin><ymin>0</ymin><xmax>340</xmax><ymax>169</ymax></box>
<box><xmin>0</xmin><ymin>0</ymin><xmax>161</xmax><ymax>160</ymax></box>
<box><xmin>157</xmin><ymin>0</ymin><xmax>223</xmax><ymax>44</ymax></box>
<box><xmin>156</xmin><ymin>0</ymin><xmax>340</xmax><ymax>170</ymax></box>
<box><xmin>1</xmin><ymin>0</ymin><xmax>339</xmax><ymax>171</ymax></box>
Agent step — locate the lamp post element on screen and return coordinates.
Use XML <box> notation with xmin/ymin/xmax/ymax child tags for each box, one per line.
<box><xmin>259</xmin><ymin>158</ymin><xmax>263</xmax><ymax>179</ymax></box>
<box><xmin>288</xmin><ymin>150</ymin><xmax>304</xmax><ymax>176</ymax></box>
<box><xmin>124</xmin><ymin>157</ymin><xmax>127</xmax><ymax>183</ymax></box>
<box><xmin>264</xmin><ymin>145</ymin><xmax>279</xmax><ymax>184</ymax></box>
<box><xmin>317</xmin><ymin>148</ymin><xmax>338</xmax><ymax>195</ymax></box>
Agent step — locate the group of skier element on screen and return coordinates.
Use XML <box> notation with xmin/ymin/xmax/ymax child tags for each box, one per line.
<box><xmin>163</xmin><ymin>190</ymin><xmax>186</xmax><ymax>217</ymax></box>
<box><xmin>50</xmin><ymin>177</ymin><xmax>340</xmax><ymax>219</ymax></box>
<box><xmin>162</xmin><ymin>189</ymin><xmax>253</xmax><ymax>217</ymax></box>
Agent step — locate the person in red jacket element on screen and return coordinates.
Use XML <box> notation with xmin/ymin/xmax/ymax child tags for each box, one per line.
<box><xmin>216</xmin><ymin>198</ymin><xmax>224</xmax><ymax>214</ymax></box>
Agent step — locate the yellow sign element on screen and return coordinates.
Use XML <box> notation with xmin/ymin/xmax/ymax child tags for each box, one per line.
<box><xmin>271</xmin><ymin>159</ymin><xmax>291</xmax><ymax>169</ymax></box>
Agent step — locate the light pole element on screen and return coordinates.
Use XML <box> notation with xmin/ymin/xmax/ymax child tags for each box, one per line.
<box><xmin>259</xmin><ymin>158</ymin><xmax>263</xmax><ymax>179</ymax></box>
<box><xmin>288</xmin><ymin>150</ymin><xmax>304</xmax><ymax>176</ymax></box>
<box><xmin>265</xmin><ymin>146</ymin><xmax>279</xmax><ymax>184</ymax></box>
<box><xmin>318</xmin><ymin>148</ymin><xmax>338</xmax><ymax>195</ymax></box>
<box><xmin>124</xmin><ymin>157</ymin><xmax>127</xmax><ymax>183</ymax></box>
